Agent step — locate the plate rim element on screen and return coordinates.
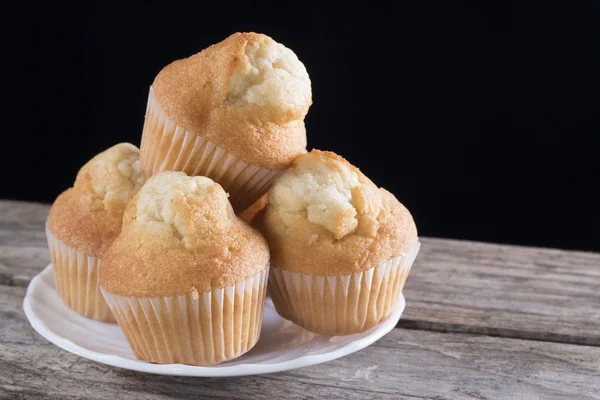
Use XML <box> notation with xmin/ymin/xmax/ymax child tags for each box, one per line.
<box><xmin>23</xmin><ymin>264</ymin><xmax>405</xmax><ymax>377</ymax></box>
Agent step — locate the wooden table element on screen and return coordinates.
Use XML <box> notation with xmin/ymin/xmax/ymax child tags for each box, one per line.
<box><xmin>1</xmin><ymin>200</ymin><xmax>598</xmax><ymax>399</ymax></box>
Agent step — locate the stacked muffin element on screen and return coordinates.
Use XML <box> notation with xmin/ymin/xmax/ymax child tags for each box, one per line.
<box><xmin>257</xmin><ymin>151</ymin><xmax>419</xmax><ymax>335</ymax></box>
<box><xmin>48</xmin><ymin>32</ymin><xmax>419</xmax><ymax>366</ymax></box>
<box><xmin>100</xmin><ymin>172</ymin><xmax>269</xmax><ymax>365</ymax></box>
<box><xmin>140</xmin><ymin>32</ymin><xmax>311</xmax><ymax>212</ymax></box>
<box><xmin>47</xmin><ymin>143</ymin><xmax>146</xmax><ymax>322</ymax></box>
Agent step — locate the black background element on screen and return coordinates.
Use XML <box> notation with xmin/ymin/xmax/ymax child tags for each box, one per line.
<box><xmin>4</xmin><ymin>2</ymin><xmax>599</xmax><ymax>251</ymax></box>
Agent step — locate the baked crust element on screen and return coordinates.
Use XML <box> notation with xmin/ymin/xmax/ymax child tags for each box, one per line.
<box><xmin>47</xmin><ymin>143</ymin><xmax>145</xmax><ymax>258</ymax></box>
<box><xmin>256</xmin><ymin>150</ymin><xmax>417</xmax><ymax>275</ymax></box>
<box><xmin>99</xmin><ymin>172</ymin><xmax>270</xmax><ymax>297</ymax></box>
<box><xmin>152</xmin><ymin>32</ymin><xmax>311</xmax><ymax>170</ymax></box>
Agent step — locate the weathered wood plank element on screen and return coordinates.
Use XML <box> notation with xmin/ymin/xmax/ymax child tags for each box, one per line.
<box><xmin>403</xmin><ymin>238</ymin><xmax>600</xmax><ymax>345</ymax></box>
<box><xmin>1</xmin><ymin>285</ymin><xmax>598</xmax><ymax>400</ymax></box>
<box><xmin>2</xmin><ymin>200</ymin><xmax>599</xmax><ymax>346</ymax></box>
<box><xmin>0</xmin><ymin>201</ymin><xmax>50</xmax><ymax>288</ymax></box>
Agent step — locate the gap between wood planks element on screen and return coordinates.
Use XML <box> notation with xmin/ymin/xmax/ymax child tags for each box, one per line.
<box><xmin>398</xmin><ymin>319</ymin><xmax>599</xmax><ymax>347</ymax></box>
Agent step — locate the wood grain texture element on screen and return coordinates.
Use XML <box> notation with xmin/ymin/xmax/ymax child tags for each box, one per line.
<box><xmin>1</xmin><ymin>285</ymin><xmax>599</xmax><ymax>400</ymax></box>
<box><xmin>402</xmin><ymin>238</ymin><xmax>600</xmax><ymax>345</ymax></box>
<box><xmin>1</xmin><ymin>200</ymin><xmax>599</xmax><ymax>345</ymax></box>
<box><xmin>0</xmin><ymin>201</ymin><xmax>50</xmax><ymax>288</ymax></box>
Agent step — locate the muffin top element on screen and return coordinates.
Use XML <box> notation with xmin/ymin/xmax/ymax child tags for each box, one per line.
<box><xmin>48</xmin><ymin>143</ymin><xmax>146</xmax><ymax>258</ymax></box>
<box><xmin>152</xmin><ymin>32</ymin><xmax>311</xmax><ymax>170</ymax></box>
<box><xmin>99</xmin><ymin>172</ymin><xmax>270</xmax><ymax>297</ymax></box>
<box><xmin>256</xmin><ymin>150</ymin><xmax>417</xmax><ymax>275</ymax></box>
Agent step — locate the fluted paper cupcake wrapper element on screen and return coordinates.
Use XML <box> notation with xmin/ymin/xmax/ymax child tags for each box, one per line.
<box><xmin>139</xmin><ymin>88</ymin><xmax>282</xmax><ymax>212</ymax></box>
<box><xmin>101</xmin><ymin>266</ymin><xmax>269</xmax><ymax>366</ymax></box>
<box><xmin>46</xmin><ymin>225</ymin><xmax>115</xmax><ymax>322</ymax></box>
<box><xmin>269</xmin><ymin>241</ymin><xmax>421</xmax><ymax>335</ymax></box>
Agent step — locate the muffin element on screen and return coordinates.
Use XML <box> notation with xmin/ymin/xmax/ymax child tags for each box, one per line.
<box><xmin>256</xmin><ymin>150</ymin><xmax>420</xmax><ymax>335</ymax></box>
<box><xmin>139</xmin><ymin>32</ymin><xmax>312</xmax><ymax>212</ymax></box>
<box><xmin>46</xmin><ymin>143</ymin><xmax>146</xmax><ymax>322</ymax></box>
<box><xmin>99</xmin><ymin>172</ymin><xmax>270</xmax><ymax>366</ymax></box>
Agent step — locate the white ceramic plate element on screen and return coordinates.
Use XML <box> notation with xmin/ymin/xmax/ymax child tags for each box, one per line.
<box><xmin>24</xmin><ymin>264</ymin><xmax>405</xmax><ymax>377</ymax></box>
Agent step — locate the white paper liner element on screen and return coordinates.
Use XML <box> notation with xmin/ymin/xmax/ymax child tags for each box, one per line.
<box><xmin>139</xmin><ymin>88</ymin><xmax>282</xmax><ymax>212</ymax></box>
<box><xmin>46</xmin><ymin>225</ymin><xmax>115</xmax><ymax>322</ymax></box>
<box><xmin>268</xmin><ymin>241</ymin><xmax>421</xmax><ymax>335</ymax></box>
<box><xmin>101</xmin><ymin>266</ymin><xmax>269</xmax><ymax>366</ymax></box>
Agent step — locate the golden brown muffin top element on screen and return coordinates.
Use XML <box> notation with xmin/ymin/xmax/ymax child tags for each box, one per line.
<box><xmin>47</xmin><ymin>143</ymin><xmax>146</xmax><ymax>258</ymax></box>
<box><xmin>152</xmin><ymin>32</ymin><xmax>311</xmax><ymax>170</ymax></box>
<box><xmin>99</xmin><ymin>172</ymin><xmax>270</xmax><ymax>297</ymax></box>
<box><xmin>256</xmin><ymin>150</ymin><xmax>418</xmax><ymax>275</ymax></box>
